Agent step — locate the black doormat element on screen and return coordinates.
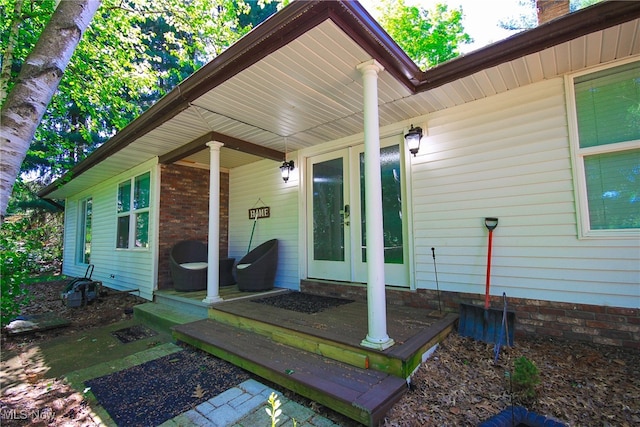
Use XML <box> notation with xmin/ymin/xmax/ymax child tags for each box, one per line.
<box><xmin>85</xmin><ymin>347</ymin><xmax>251</xmax><ymax>426</ymax></box>
<box><xmin>111</xmin><ymin>324</ymin><xmax>158</xmax><ymax>343</ymax></box>
<box><xmin>251</xmin><ymin>292</ymin><xmax>355</xmax><ymax>314</ymax></box>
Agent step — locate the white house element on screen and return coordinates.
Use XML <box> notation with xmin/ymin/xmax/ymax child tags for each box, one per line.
<box><xmin>39</xmin><ymin>0</ymin><xmax>640</xmax><ymax>349</ymax></box>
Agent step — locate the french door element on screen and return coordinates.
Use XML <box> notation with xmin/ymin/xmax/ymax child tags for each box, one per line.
<box><xmin>307</xmin><ymin>137</ymin><xmax>408</xmax><ymax>286</ymax></box>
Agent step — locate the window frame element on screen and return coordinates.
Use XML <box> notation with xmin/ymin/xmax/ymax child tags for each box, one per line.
<box><xmin>76</xmin><ymin>197</ymin><xmax>92</xmax><ymax>264</ymax></box>
<box><xmin>566</xmin><ymin>58</ymin><xmax>640</xmax><ymax>239</ymax></box>
<box><xmin>116</xmin><ymin>171</ymin><xmax>151</xmax><ymax>250</ymax></box>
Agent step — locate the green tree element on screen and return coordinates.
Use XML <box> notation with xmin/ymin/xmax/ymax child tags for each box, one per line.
<box><xmin>0</xmin><ymin>0</ymin><xmax>101</xmax><ymax>217</ymax></box>
<box><xmin>1</xmin><ymin>0</ymin><xmax>282</xmax><ymax>215</ymax></box>
<box><xmin>373</xmin><ymin>0</ymin><xmax>471</xmax><ymax>69</ymax></box>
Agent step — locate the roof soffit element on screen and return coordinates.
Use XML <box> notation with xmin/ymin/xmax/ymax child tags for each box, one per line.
<box><xmin>39</xmin><ymin>1</ymin><xmax>640</xmax><ymax>199</ymax></box>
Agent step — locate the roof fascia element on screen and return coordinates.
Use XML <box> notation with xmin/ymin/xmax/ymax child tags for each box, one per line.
<box><xmin>415</xmin><ymin>0</ymin><xmax>640</xmax><ymax>92</ymax></box>
<box><xmin>38</xmin><ymin>0</ymin><xmax>331</xmax><ymax>198</ymax></box>
<box><xmin>39</xmin><ymin>1</ymin><xmax>640</xmax><ymax>199</ymax></box>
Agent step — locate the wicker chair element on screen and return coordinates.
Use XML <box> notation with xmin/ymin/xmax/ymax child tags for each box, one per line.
<box><xmin>235</xmin><ymin>239</ymin><xmax>278</xmax><ymax>291</ymax></box>
<box><xmin>170</xmin><ymin>240</ymin><xmax>208</xmax><ymax>292</ymax></box>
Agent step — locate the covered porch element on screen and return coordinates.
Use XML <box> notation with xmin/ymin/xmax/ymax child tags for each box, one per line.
<box><xmin>136</xmin><ymin>284</ymin><xmax>457</xmax><ymax>426</ymax></box>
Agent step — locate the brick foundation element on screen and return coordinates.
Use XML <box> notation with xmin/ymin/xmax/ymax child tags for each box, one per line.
<box><xmin>300</xmin><ymin>280</ymin><xmax>640</xmax><ymax>350</ymax></box>
<box><xmin>157</xmin><ymin>164</ymin><xmax>229</xmax><ymax>290</ymax></box>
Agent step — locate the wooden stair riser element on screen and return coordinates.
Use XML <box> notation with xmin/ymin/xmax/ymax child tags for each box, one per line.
<box><xmin>209</xmin><ymin>307</ymin><xmax>373</xmax><ymax>370</ymax></box>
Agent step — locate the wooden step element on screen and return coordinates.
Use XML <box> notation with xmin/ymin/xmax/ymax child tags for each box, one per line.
<box><xmin>173</xmin><ymin>319</ymin><xmax>407</xmax><ymax>427</ymax></box>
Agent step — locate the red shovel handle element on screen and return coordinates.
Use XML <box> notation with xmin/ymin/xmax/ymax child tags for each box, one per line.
<box><xmin>485</xmin><ymin>229</ymin><xmax>493</xmax><ymax>310</ymax></box>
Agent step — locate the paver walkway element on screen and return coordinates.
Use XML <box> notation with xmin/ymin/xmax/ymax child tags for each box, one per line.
<box><xmin>54</xmin><ymin>322</ymin><xmax>339</xmax><ymax>426</ymax></box>
<box><xmin>162</xmin><ymin>378</ymin><xmax>339</xmax><ymax>427</ymax></box>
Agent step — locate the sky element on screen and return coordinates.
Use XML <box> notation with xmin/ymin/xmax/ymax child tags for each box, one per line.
<box><xmin>360</xmin><ymin>0</ymin><xmax>535</xmax><ymax>54</ymax></box>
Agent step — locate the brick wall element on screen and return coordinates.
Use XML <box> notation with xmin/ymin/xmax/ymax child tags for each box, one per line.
<box><xmin>157</xmin><ymin>164</ymin><xmax>229</xmax><ymax>290</ymax></box>
<box><xmin>537</xmin><ymin>0</ymin><xmax>569</xmax><ymax>25</ymax></box>
<box><xmin>301</xmin><ymin>280</ymin><xmax>640</xmax><ymax>350</ymax></box>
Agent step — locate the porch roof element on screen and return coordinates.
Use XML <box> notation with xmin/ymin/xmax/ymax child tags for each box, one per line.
<box><xmin>40</xmin><ymin>0</ymin><xmax>640</xmax><ymax>200</ymax></box>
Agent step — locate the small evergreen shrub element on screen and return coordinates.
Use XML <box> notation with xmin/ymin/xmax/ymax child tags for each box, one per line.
<box><xmin>512</xmin><ymin>356</ymin><xmax>540</xmax><ymax>399</ymax></box>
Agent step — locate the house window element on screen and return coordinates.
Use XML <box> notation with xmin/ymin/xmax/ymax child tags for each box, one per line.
<box><xmin>117</xmin><ymin>171</ymin><xmax>150</xmax><ymax>248</ymax></box>
<box><xmin>77</xmin><ymin>198</ymin><xmax>92</xmax><ymax>263</ymax></box>
<box><xmin>571</xmin><ymin>61</ymin><xmax>640</xmax><ymax>235</ymax></box>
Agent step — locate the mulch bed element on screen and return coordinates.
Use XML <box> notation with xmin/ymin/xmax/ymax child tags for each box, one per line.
<box><xmin>3</xmin><ymin>279</ymin><xmax>639</xmax><ymax>426</ymax></box>
<box><xmin>251</xmin><ymin>292</ymin><xmax>355</xmax><ymax>314</ymax></box>
<box><xmin>85</xmin><ymin>345</ymin><xmax>250</xmax><ymax>426</ymax></box>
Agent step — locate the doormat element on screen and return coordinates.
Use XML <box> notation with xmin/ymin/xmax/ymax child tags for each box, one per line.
<box><xmin>85</xmin><ymin>347</ymin><xmax>251</xmax><ymax>426</ymax></box>
<box><xmin>111</xmin><ymin>324</ymin><xmax>158</xmax><ymax>343</ymax></box>
<box><xmin>251</xmin><ymin>292</ymin><xmax>355</xmax><ymax>314</ymax></box>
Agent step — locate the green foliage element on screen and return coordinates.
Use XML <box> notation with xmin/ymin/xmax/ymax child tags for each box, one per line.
<box><xmin>1</xmin><ymin>0</ymin><xmax>282</xmax><ymax>183</ymax></box>
<box><xmin>0</xmin><ymin>201</ymin><xmax>63</xmax><ymax>326</ymax></box>
<box><xmin>265</xmin><ymin>392</ymin><xmax>296</xmax><ymax>427</ymax></box>
<box><xmin>265</xmin><ymin>392</ymin><xmax>282</xmax><ymax>427</ymax></box>
<box><xmin>512</xmin><ymin>356</ymin><xmax>540</xmax><ymax>398</ymax></box>
<box><xmin>0</xmin><ymin>218</ymin><xmax>31</xmax><ymax>326</ymax></box>
<box><xmin>374</xmin><ymin>0</ymin><xmax>471</xmax><ymax>69</ymax></box>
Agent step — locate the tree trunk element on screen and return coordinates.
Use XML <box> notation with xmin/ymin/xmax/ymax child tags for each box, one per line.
<box><xmin>0</xmin><ymin>0</ymin><xmax>101</xmax><ymax>218</ymax></box>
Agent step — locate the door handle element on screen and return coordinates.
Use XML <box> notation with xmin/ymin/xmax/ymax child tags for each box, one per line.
<box><xmin>340</xmin><ymin>204</ymin><xmax>350</xmax><ymax>226</ymax></box>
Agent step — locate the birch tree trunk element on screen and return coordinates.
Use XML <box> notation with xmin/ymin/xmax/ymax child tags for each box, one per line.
<box><xmin>0</xmin><ymin>0</ymin><xmax>101</xmax><ymax>218</ymax></box>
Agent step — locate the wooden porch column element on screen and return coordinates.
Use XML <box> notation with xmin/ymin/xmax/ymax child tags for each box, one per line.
<box><xmin>203</xmin><ymin>141</ymin><xmax>224</xmax><ymax>305</ymax></box>
<box><xmin>357</xmin><ymin>59</ymin><xmax>394</xmax><ymax>350</ymax></box>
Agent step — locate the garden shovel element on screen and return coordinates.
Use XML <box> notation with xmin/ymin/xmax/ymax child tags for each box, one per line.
<box><xmin>458</xmin><ymin>218</ymin><xmax>515</xmax><ymax>346</ymax></box>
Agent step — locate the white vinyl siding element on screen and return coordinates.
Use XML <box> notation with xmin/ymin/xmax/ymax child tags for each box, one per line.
<box><xmin>228</xmin><ymin>157</ymin><xmax>299</xmax><ymax>290</ymax></box>
<box><xmin>410</xmin><ymin>77</ymin><xmax>639</xmax><ymax>308</ymax></box>
<box><xmin>62</xmin><ymin>159</ymin><xmax>159</xmax><ymax>300</ymax></box>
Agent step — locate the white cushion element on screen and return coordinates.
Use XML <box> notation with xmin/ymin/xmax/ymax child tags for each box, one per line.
<box><xmin>236</xmin><ymin>263</ymin><xmax>251</xmax><ymax>270</ymax></box>
<box><xmin>180</xmin><ymin>262</ymin><xmax>208</xmax><ymax>270</ymax></box>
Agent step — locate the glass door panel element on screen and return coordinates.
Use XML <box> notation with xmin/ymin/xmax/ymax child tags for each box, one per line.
<box><xmin>359</xmin><ymin>144</ymin><xmax>404</xmax><ymax>264</ymax></box>
<box><xmin>307</xmin><ymin>150</ymin><xmax>351</xmax><ymax>281</ymax></box>
<box><xmin>352</xmin><ymin>139</ymin><xmax>408</xmax><ymax>286</ymax></box>
<box><xmin>313</xmin><ymin>157</ymin><xmax>345</xmax><ymax>261</ymax></box>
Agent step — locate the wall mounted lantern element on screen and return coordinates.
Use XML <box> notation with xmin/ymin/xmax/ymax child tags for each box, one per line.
<box><xmin>280</xmin><ymin>160</ymin><xmax>295</xmax><ymax>182</ymax></box>
<box><xmin>404</xmin><ymin>124</ymin><xmax>423</xmax><ymax>157</ymax></box>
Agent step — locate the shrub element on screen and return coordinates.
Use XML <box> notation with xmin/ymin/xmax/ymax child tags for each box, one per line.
<box><xmin>512</xmin><ymin>356</ymin><xmax>540</xmax><ymax>399</ymax></box>
<box><xmin>1</xmin><ymin>213</ymin><xmax>63</xmax><ymax>326</ymax></box>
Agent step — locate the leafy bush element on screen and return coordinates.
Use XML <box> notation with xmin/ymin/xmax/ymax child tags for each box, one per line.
<box><xmin>1</xmin><ymin>214</ymin><xmax>63</xmax><ymax>326</ymax></box>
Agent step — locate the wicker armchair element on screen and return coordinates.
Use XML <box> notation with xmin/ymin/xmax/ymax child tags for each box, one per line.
<box><xmin>235</xmin><ymin>239</ymin><xmax>278</xmax><ymax>291</ymax></box>
<box><xmin>170</xmin><ymin>240</ymin><xmax>208</xmax><ymax>292</ymax></box>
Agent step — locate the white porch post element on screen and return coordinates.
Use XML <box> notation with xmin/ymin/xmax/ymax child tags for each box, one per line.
<box><xmin>203</xmin><ymin>141</ymin><xmax>224</xmax><ymax>305</ymax></box>
<box><xmin>357</xmin><ymin>59</ymin><xmax>394</xmax><ymax>350</ymax></box>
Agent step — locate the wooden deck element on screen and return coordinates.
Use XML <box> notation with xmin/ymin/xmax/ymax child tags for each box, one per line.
<box><xmin>171</xmin><ymin>290</ymin><xmax>457</xmax><ymax>426</ymax></box>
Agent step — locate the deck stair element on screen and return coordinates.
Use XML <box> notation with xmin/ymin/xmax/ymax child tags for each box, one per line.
<box><xmin>172</xmin><ymin>296</ymin><xmax>458</xmax><ymax>426</ymax></box>
<box><xmin>173</xmin><ymin>318</ymin><xmax>407</xmax><ymax>426</ymax></box>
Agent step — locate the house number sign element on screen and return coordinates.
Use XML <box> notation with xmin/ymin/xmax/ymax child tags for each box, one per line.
<box><xmin>249</xmin><ymin>207</ymin><xmax>270</xmax><ymax>219</ymax></box>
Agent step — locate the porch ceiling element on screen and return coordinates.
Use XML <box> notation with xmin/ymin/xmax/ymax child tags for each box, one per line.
<box><xmin>129</xmin><ymin>16</ymin><xmax>640</xmax><ymax>167</ymax></box>
<box><xmin>41</xmin><ymin>0</ymin><xmax>640</xmax><ymax>200</ymax></box>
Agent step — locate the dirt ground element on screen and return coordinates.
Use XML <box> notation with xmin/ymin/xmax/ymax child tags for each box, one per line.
<box><xmin>1</xmin><ymin>278</ymin><xmax>639</xmax><ymax>426</ymax></box>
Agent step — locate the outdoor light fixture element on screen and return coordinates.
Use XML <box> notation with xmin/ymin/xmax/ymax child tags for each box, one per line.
<box><xmin>404</xmin><ymin>124</ymin><xmax>423</xmax><ymax>157</ymax></box>
<box><xmin>280</xmin><ymin>160</ymin><xmax>295</xmax><ymax>182</ymax></box>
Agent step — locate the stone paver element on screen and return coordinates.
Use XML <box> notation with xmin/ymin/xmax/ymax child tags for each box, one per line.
<box><xmin>170</xmin><ymin>379</ymin><xmax>339</xmax><ymax>427</ymax></box>
<box><xmin>53</xmin><ymin>320</ymin><xmax>339</xmax><ymax>427</ymax></box>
